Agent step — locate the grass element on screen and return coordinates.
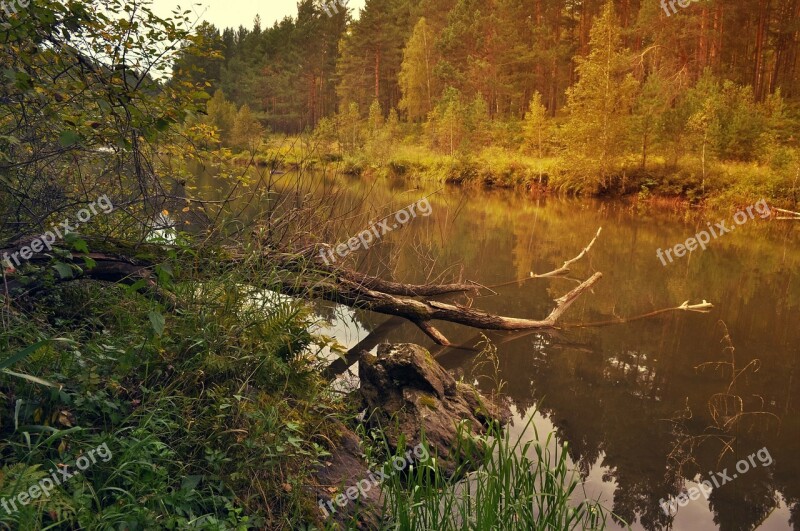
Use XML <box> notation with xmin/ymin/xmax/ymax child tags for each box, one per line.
<box><xmin>293</xmin><ymin>130</ymin><xmax>799</xmax><ymax>208</ymax></box>
<box><xmin>0</xmin><ymin>239</ymin><xmax>345</xmax><ymax>529</ymax></box>
<box><xmin>375</xmin><ymin>415</ymin><xmax>618</xmax><ymax>530</ymax></box>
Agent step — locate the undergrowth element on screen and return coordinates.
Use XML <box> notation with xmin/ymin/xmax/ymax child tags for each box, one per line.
<box><xmin>0</xmin><ymin>243</ymin><xmax>343</xmax><ymax>530</ymax></box>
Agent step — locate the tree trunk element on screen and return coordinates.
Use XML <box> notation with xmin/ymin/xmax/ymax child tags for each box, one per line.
<box><xmin>1</xmin><ymin>232</ymin><xmax>606</xmax><ymax>347</ymax></box>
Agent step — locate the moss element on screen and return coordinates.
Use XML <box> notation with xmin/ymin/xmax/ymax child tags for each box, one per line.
<box><xmin>418</xmin><ymin>394</ymin><xmax>438</xmax><ymax>410</ymax></box>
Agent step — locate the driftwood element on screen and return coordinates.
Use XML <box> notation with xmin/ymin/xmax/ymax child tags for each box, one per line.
<box><xmin>1</xmin><ymin>230</ymin><xmax>605</xmax><ymax>347</ymax></box>
<box><xmin>274</xmin><ymin>271</ymin><xmax>601</xmax><ymax>346</ymax></box>
<box><xmin>773</xmin><ymin>207</ymin><xmax>800</xmax><ymax>220</ymax></box>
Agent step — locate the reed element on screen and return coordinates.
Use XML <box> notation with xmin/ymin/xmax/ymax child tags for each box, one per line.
<box><xmin>377</xmin><ymin>414</ymin><xmax>622</xmax><ymax>530</ymax></box>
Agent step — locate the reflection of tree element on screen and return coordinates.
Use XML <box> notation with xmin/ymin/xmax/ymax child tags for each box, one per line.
<box><xmin>454</xmin><ymin>315</ymin><xmax>794</xmax><ymax>530</ymax></box>
<box><xmin>310</xmin><ymin>176</ymin><xmax>800</xmax><ymax>530</ymax></box>
<box><xmin>709</xmin><ymin>473</ymin><xmax>778</xmax><ymax>531</ymax></box>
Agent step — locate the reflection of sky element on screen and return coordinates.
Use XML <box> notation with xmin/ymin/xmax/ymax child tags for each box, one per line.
<box><xmin>508</xmin><ymin>404</ymin><xmax>794</xmax><ymax>531</ymax></box>
<box><xmin>222</xmin><ymin>172</ymin><xmax>799</xmax><ymax>530</ymax></box>
<box><xmin>317</xmin><ymin>308</ymin><xmax>792</xmax><ymax>530</ymax></box>
<box><xmin>318</xmin><ymin>305</ymin><xmax>794</xmax><ymax>530</ymax></box>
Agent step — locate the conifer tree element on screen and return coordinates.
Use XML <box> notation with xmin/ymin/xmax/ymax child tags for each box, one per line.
<box><xmin>562</xmin><ymin>1</ymin><xmax>638</xmax><ymax>191</ymax></box>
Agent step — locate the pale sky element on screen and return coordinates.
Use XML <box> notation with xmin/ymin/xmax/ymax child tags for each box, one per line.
<box><xmin>149</xmin><ymin>0</ymin><xmax>366</xmax><ymax>31</ymax></box>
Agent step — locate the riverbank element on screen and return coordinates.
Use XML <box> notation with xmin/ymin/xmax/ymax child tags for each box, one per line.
<box><xmin>0</xmin><ymin>234</ymin><xmax>609</xmax><ymax>529</ymax></box>
<box><xmin>236</xmin><ymin>138</ymin><xmax>799</xmax><ymax>212</ymax></box>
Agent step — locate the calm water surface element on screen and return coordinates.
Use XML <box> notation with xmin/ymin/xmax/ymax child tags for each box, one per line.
<box><xmin>200</xmin><ymin>169</ymin><xmax>800</xmax><ymax>530</ymax></box>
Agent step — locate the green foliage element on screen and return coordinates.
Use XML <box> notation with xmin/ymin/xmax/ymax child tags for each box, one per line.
<box><xmin>379</xmin><ymin>416</ymin><xmax>616</xmax><ymax>530</ymax></box>
<box><xmin>0</xmin><ymin>0</ymin><xmax>201</xmax><ymax>243</ymax></box>
<box><xmin>523</xmin><ymin>92</ymin><xmax>548</xmax><ymax>158</ymax></box>
<box><xmin>562</xmin><ymin>1</ymin><xmax>639</xmax><ymax>192</ymax></box>
<box><xmin>337</xmin><ymin>102</ymin><xmax>362</xmax><ymax>154</ymax></box>
<box><xmin>399</xmin><ymin>17</ymin><xmax>437</xmax><ymax>121</ymax></box>
<box><xmin>426</xmin><ymin>88</ymin><xmax>490</xmax><ymax>156</ymax></box>
<box><xmin>0</xmin><ymin>251</ymin><xmax>342</xmax><ymax>528</ymax></box>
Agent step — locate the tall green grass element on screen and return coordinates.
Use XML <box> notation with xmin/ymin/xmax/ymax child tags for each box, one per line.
<box><xmin>379</xmin><ymin>416</ymin><xmax>619</xmax><ymax>530</ymax></box>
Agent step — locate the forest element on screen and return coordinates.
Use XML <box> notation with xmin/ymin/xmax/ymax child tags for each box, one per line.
<box><xmin>174</xmin><ymin>0</ymin><xmax>800</xmax><ymax>199</ymax></box>
<box><xmin>1</xmin><ymin>0</ymin><xmax>799</xmax><ymax>530</ymax></box>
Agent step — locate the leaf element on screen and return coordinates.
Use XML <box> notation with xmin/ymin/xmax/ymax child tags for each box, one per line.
<box><xmin>2</xmin><ymin>369</ymin><xmax>60</xmax><ymax>388</ymax></box>
<box><xmin>70</xmin><ymin>238</ymin><xmax>89</xmax><ymax>253</ymax></box>
<box><xmin>181</xmin><ymin>475</ymin><xmax>202</xmax><ymax>491</ymax></box>
<box><xmin>53</xmin><ymin>262</ymin><xmax>74</xmax><ymax>279</ymax></box>
<box><xmin>0</xmin><ymin>340</ymin><xmax>50</xmax><ymax>370</ymax></box>
<box><xmin>155</xmin><ymin>117</ymin><xmax>171</xmax><ymax>131</ymax></box>
<box><xmin>58</xmin><ymin>130</ymin><xmax>81</xmax><ymax>147</ymax></box>
<box><xmin>126</xmin><ymin>279</ymin><xmax>148</xmax><ymax>293</ymax></box>
<box><xmin>82</xmin><ymin>256</ymin><xmax>97</xmax><ymax>269</ymax></box>
<box><xmin>148</xmin><ymin>311</ymin><xmax>165</xmax><ymax>336</ymax></box>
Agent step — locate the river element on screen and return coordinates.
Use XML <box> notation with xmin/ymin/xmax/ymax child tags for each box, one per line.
<box><xmin>196</xmin><ymin>167</ymin><xmax>800</xmax><ymax>530</ymax></box>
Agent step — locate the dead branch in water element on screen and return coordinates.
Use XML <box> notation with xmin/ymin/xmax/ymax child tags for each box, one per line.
<box><xmin>562</xmin><ymin>300</ymin><xmax>714</xmax><ymax>328</ymax></box>
<box><xmin>1</xmin><ymin>229</ymin><xmax>606</xmax><ymax>347</ymax></box>
<box><xmin>773</xmin><ymin>207</ymin><xmax>800</xmax><ymax>220</ymax></box>
<box><xmin>486</xmin><ymin>228</ymin><xmax>603</xmax><ymax>290</ymax></box>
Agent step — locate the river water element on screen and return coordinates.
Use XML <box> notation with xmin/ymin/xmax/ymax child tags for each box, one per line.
<box><xmin>198</xmin><ymin>168</ymin><xmax>800</xmax><ymax>530</ymax></box>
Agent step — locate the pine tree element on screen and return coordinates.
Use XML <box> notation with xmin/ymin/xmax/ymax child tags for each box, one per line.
<box><xmin>562</xmin><ymin>1</ymin><xmax>638</xmax><ymax>191</ymax></box>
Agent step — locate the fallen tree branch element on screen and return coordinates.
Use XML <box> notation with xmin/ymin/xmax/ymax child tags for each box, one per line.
<box><xmin>562</xmin><ymin>299</ymin><xmax>714</xmax><ymax>328</ymax></box>
<box><xmin>774</xmin><ymin>208</ymin><xmax>800</xmax><ymax>220</ymax></box>
<box><xmin>1</xmin><ymin>237</ymin><xmax>603</xmax><ymax>346</ymax></box>
<box><xmin>273</xmin><ymin>249</ymin><xmax>479</xmax><ymax>297</ymax></box>
<box><xmin>486</xmin><ymin>227</ymin><xmax>602</xmax><ymax>290</ymax></box>
<box><xmin>273</xmin><ymin>272</ymin><xmax>602</xmax><ymax>345</ymax></box>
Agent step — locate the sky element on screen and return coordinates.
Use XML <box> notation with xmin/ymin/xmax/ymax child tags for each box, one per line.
<box><xmin>149</xmin><ymin>0</ymin><xmax>366</xmax><ymax>31</ymax></box>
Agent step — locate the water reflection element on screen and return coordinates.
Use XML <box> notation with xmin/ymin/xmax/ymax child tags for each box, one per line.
<box><xmin>326</xmin><ymin>180</ymin><xmax>799</xmax><ymax>530</ymax></box>
<box><xmin>198</xmin><ymin>166</ymin><xmax>800</xmax><ymax>530</ymax></box>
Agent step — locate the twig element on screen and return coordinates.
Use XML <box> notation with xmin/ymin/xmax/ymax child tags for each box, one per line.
<box><xmin>563</xmin><ymin>300</ymin><xmax>714</xmax><ymax>328</ymax></box>
<box><xmin>774</xmin><ymin>208</ymin><xmax>800</xmax><ymax>220</ymax></box>
<box><xmin>487</xmin><ymin>227</ymin><xmax>602</xmax><ymax>290</ymax></box>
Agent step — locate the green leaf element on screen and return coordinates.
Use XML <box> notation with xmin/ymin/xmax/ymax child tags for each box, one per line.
<box><xmin>53</xmin><ymin>262</ymin><xmax>73</xmax><ymax>279</ymax></box>
<box><xmin>155</xmin><ymin>117</ymin><xmax>171</xmax><ymax>131</ymax></box>
<box><xmin>0</xmin><ymin>340</ymin><xmax>50</xmax><ymax>370</ymax></box>
<box><xmin>148</xmin><ymin>311</ymin><xmax>165</xmax><ymax>336</ymax></box>
<box><xmin>155</xmin><ymin>264</ymin><xmax>173</xmax><ymax>286</ymax></box>
<box><xmin>59</xmin><ymin>130</ymin><xmax>81</xmax><ymax>147</ymax></box>
<box><xmin>2</xmin><ymin>369</ymin><xmax>60</xmax><ymax>388</ymax></box>
<box><xmin>126</xmin><ymin>279</ymin><xmax>148</xmax><ymax>293</ymax></box>
<box><xmin>70</xmin><ymin>238</ymin><xmax>89</xmax><ymax>253</ymax></box>
<box><xmin>82</xmin><ymin>256</ymin><xmax>97</xmax><ymax>269</ymax></box>
<box><xmin>180</xmin><ymin>475</ymin><xmax>202</xmax><ymax>491</ymax></box>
